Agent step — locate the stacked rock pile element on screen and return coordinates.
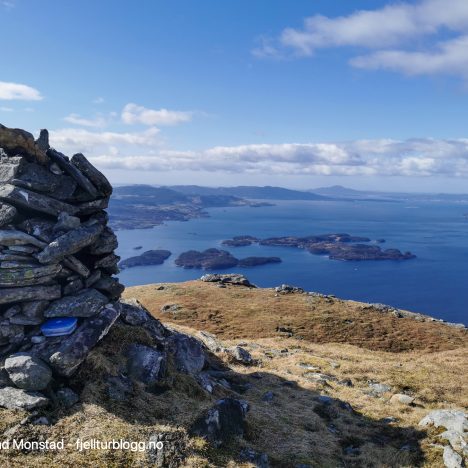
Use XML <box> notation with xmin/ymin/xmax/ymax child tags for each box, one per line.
<box><xmin>0</xmin><ymin>123</ymin><xmax>124</xmax><ymax>406</ymax></box>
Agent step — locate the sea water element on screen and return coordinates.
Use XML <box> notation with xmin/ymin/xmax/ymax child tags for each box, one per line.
<box><xmin>116</xmin><ymin>200</ymin><xmax>468</xmax><ymax>325</ymax></box>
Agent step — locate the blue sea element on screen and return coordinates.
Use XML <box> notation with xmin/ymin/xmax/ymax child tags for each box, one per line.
<box><xmin>115</xmin><ymin>200</ymin><xmax>468</xmax><ymax>325</ymax></box>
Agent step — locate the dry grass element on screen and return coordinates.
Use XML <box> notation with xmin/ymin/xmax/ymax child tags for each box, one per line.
<box><xmin>0</xmin><ymin>280</ymin><xmax>465</xmax><ymax>467</ymax></box>
<box><xmin>125</xmin><ymin>281</ymin><xmax>467</xmax><ymax>353</ymax></box>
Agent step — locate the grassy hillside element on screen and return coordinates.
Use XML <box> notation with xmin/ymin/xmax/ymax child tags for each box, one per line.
<box><xmin>0</xmin><ymin>280</ymin><xmax>465</xmax><ymax>467</ymax></box>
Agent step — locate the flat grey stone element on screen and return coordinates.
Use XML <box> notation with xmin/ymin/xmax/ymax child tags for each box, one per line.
<box><xmin>0</xmin><ymin>284</ymin><xmax>61</xmax><ymax>305</ymax></box>
<box><xmin>71</xmin><ymin>153</ymin><xmax>112</xmax><ymax>196</ymax></box>
<box><xmin>62</xmin><ymin>255</ymin><xmax>90</xmax><ymax>277</ymax></box>
<box><xmin>0</xmin><ymin>263</ymin><xmax>62</xmax><ymax>287</ymax></box>
<box><xmin>0</xmin><ymin>203</ymin><xmax>17</xmax><ymax>227</ymax></box>
<box><xmin>0</xmin><ymin>184</ymin><xmax>77</xmax><ymax>217</ymax></box>
<box><xmin>47</xmin><ymin>149</ymin><xmax>98</xmax><ymax>197</ymax></box>
<box><xmin>0</xmin><ymin>229</ymin><xmax>46</xmax><ymax>248</ymax></box>
<box><xmin>0</xmin><ymin>386</ymin><xmax>49</xmax><ymax>410</ymax></box>
<box><xmin>4</xmin><ymin>353</ymin><xmax>52</xmax><ymax>391</ymax></box>
<box><xmin>36</xmin><ymin>222</ymin><xmax>104</xmax><ymax>264</ymax></box>
<box><xmin>44</xmin><ymin>288</ymin><xmax>108</xmax><ymax>318</ymax></box>
<box><xmin>88</xmin><ymin>227</ymin><xmax>118</xmax><ymax>255</ymax></box>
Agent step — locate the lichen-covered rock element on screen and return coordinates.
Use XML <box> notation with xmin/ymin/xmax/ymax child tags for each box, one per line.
<box><xmin>168</xmin><ymin>333</ymin><xmax>205</xmax><ymax>376</ymax></box>
<box><xmin>44</xmin><ymin>288</ymin><xmax>108</xmax><ymax>318</ymax></box>
<box><xmin>4</xmin><ymin>353</ymin><xmax>52</xmax><ymax>390</ymax></box>
<box><xmin>36</xmin><ymin>222</ymin><xmax>104</xmax><ymax>264</ymax></box>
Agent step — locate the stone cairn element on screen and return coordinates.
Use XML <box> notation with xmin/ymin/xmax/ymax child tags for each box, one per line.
<box><xmin>0</xmin><ymin>123</ymin><xmax>124</xmax><ymax>408</ymax></box>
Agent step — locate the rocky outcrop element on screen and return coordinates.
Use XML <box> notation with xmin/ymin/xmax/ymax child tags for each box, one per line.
<box><xmin>200</xmin><ymin>273</ymin><xmax>256</xmax><ymax>287</ymax></box>
<box><xmin>419</xmin><ymin>409</ymin><xmax>467</xmax><ymax>466</ymax></box>
<box><xmin>189</xmin><ymin>398</ymin><xmax>250</xmax><ymax>447</ymax></box>
<box><xmin>0</xmin><ymin>124</ymin><xmax>123</xmax><ymax>407</ymax></box>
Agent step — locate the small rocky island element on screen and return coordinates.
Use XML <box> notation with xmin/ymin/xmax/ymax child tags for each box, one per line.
<box><xmin>175</xmin><ymin>248</ymin><xmax>281</xmax><ymax>270</ymax></box>
<box><xmin>119</xmin><ymin>249</ymin><xmax>171</xmax><ymax>269</ymax></box>
<box><xmin>222</xmin><ymin>233</ymin><xmax>416</xmax><ymax>261</ymax></box>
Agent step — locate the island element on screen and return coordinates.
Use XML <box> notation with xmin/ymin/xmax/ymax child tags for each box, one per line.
<box><xmin>175</xmin><ymin>248</ymin><xmax>281</xmax><ymax>270</ymax></box>
<box><xmin>222</xmin><ymin>233</ymin><xmax>416</xmax><ymax>261</ymax></box>
<box><xmin>119</xmin><ymin>249</ymin><xmax>172</xmax><ymax>269</ymax></box>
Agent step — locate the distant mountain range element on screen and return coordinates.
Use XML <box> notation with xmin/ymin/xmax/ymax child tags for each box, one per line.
<box><xmin>109</xmin><ymin>184</ymin><xmax>468</xmax><ymax>230</ymax></box>
<box><xmin>168</xmin><ymin>185</ymin><xmax>329</xmax><ymax>200</ymax></box>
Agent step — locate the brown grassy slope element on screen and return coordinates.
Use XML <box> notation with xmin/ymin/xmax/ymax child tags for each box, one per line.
<box><xmin>125</xmin><ymin>281</ymin><xmax>467</xmax><ymax>353</ymax></box>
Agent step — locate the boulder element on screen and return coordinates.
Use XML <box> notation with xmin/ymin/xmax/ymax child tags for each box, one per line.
<box><xmin>0</xmin><ymin>386</ymin><xmax>49</xmax><ymax>410</ymax></box>
<box><xmin>419</xmin><ymin>410</ymin><xmax>467</xmax><ymax>434</ymax></box>
<box><xmin>443</xmin><ymin>446</ymin><xmax>464</xmax><ymax>468</ymax></box>
<box><xmin>119</xmin><ymin>298</ymin><xmax>149</xmax><ymax>325</ymax></box>
<box><xmin>56</xmin><ymin>387</ymin><xmax>79</xmax><ymax>407</ymax></box>
<box><xmin>190</xmin><ymin>398</ymin><xmax>250</xmax><ymax>446</ymax></box>
<box><xmin>200</xmin><ymin>273</ymin><xmax>255</xmax><ymax>287</ymax></box>
<box><xmin>4</xmin><ymin>353</ymin><xmax>52</xmax><ymax>390</ymax></box>
<box><xmin>389</xmin><ymin>393</ymin><xmax>415</xmax><ymax>405</ymax></box>
<box><xmin>227</xmin><ymin>346</ymin><xmax>253</xmax><ymax>365</ymax></box>
<box><xmin>168</xmin><ymin>333</ymin><xmax>205</xmax><ymax>375</ymax></box>
<box><xmin>127</xmin><ymin>344</ymin><xmax>166</xmax><ymax>385</ymax></box>
<box><xmin>0</xmin><ymin>124</ymin><xmax>49</xmax><ymax>164</ymax></box>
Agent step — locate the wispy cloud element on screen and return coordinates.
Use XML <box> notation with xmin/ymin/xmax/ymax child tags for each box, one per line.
<box><xmin>49</xmin><ymin>127</ymin><xmax>161</xmax><ymax>154</ymax></box>
<box><xmin>2</xmin><ymin>1</ymin><xmax>15</xmax><ymax>10</ymax></box>
<box><xmin>64</xmin><ymin>113</ymin><xmax>108</xmax><ymax>128</ymax></box>
<box><xmin>93</xmin><ymin>97</ymin><xmax>105</xmax><ymax>104</ymax></box>
<box><xmin>122</xmin><ymin>103</ymin><xmax>193</xmax><ymax>126</ymax></box>
<box><xmin>0</xmin><ymin>106</ymin><xmax>13</xmax><ymax>112</ymax></box>
<box><xmin>0</xmin><ymin>81</ymin><xmax>43</xmax><ymax>101</ymax></box>
<box><xmin>253</xmin><ymin>0</ymin><xmax>468</xmax><ymax>81</ymax></box>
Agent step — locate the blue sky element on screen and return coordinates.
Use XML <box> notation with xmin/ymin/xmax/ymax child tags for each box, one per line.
<box><xmin>2</xmin><ymin>0</ymin><xmax>468</xmax><ymax>192</ymax></box>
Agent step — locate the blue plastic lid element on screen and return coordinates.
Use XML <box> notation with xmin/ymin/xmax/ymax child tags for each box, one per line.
<box><xmin>41</xmin><ymin>317</ymin><xmax>78</xmax><ymax>337</ymax></box>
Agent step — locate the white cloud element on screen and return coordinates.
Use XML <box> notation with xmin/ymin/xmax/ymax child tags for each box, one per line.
<box><xmin>0</xmin><ymin>106</ymin><xmax>13</xmax><ymax>112</ymax></box>
<box><xmin>253</xmin><ymin>0</ymin><xmax>468</xmax><ymax>81</ymax></box>
<box><xmin>350</xmin><ymin>35</ymin><xmax>468</xmax><ymax>78</ymax></box>
<box><xmin>93</xmin><ymin>97</ymin><xmax>105</xmax><ymax>104</ymax></box>
<box><xmin>64</xmin><ymin>113</ymin><xmax>108</xmax><ymax>128</ymax></box>
<box><xmin>0</xmin><ymin>81</ymin><xmax>43</xmax><ymax>101</ymax></box>
<box><xmin>49</xmin><ymin>127</ymin><xmax>161</xmax><ymax>155</ymax></box>
<box><xmin>71</xmin><ymin>137</ymin><xmax>468</xmax><ymax>178</ymax></box>
<box><xmin>122</xmin><ymin>103</ymin><xmax>193</xmax><ymax>126</ymax></box>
